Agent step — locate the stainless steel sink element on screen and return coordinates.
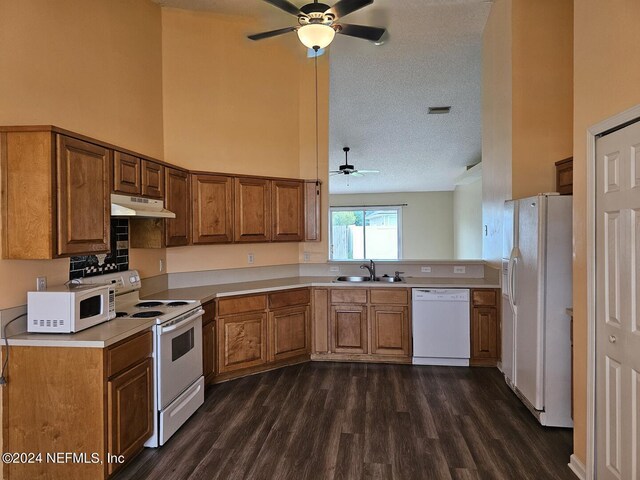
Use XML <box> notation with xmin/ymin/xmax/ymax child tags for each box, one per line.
<box><xmin>335</xmin><ymin>276</ymin><xmax>372</xmax><ymax>282</ymax></box>
<box><xmin>376</xmin><ymin>276</ymin><xmax>404</xmax><ymax>283</ymax></box>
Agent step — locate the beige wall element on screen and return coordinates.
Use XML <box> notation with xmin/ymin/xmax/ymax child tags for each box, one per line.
<box><xmin>511</xmin><ymin>0</ymin><xmax>574</xmax><ymax>199</ymax></box>
<box><xmin>330</xmin><ymin>192</ymin><xmax>454</xmax><ymax>259</ymax></box>
<box><xmin>481</xmin><ymin>0</ymin><xmax>512</xmax><ymax>266</ymax></box>
<box><xmin>161</xmin><ymin>9</ymin><xmax>329</xmax><ymax>273</ymax></box>
<box><xmin>572</xmin><ymin>0</ymin><xmax>640</xmax><ymax>464</ymax></box>
<box><xmin>0</xmin><ymin>0</ymin><xmax>165</xmax><ymax>309</ymax></box>
<box><xmin>453</xmin><ymin>179</ymin><xmax>483</xmax><ymax>259</ymax></box>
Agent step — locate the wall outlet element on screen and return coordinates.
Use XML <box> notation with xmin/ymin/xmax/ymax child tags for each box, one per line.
<box><xmin>159</xmin><ymin>259</ymin><xmax>164</xmax><ymax>272</ymax></box>
<box><xmin>248</xmin><ymin>253</ymin><xmax>255</xmax><ymax>264</ymax></box>
<box><xmin>421</xmin><ymin>266</ymin><xmax>432</xmax><ymax>273</ymax></box>
<box><xmin>329</xmin><ymin>266</ymin><xmax>340</xmax><ymax>273</ymax></box>
<box><xmin>303</xmin><ymin>252</ymin><xmax>311</xmax><ymax>262</ymax></box>
<box><xmin>36</xmin><ymin>276</ymin><xmax>47</xmax><ymax>291</ymax></box>
<box><xmin>453</xmin><ymin>266</ymin><xmax>466</xmax><ymax>274</ymax></box>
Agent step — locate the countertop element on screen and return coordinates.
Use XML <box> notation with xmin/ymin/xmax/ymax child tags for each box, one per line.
<box><xmin>145</xmin><ymin>276</ymin><xmax>501</xmax><ymax>304</ymax></box>
<box><xmin>9</xmin><ymin>276</ymin><xmax>500</xmax><ymax>348</ymax></box>
<box><xmin>7</xmin><ymin>317</ymin><xmax>156</xmax><ymax>348</ymax></box>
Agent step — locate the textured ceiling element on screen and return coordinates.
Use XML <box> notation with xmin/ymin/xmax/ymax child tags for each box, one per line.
<box><xmin>153</xmin><ymin>0</ymin><xmax>492</xmax><ymax>194</ymax></box>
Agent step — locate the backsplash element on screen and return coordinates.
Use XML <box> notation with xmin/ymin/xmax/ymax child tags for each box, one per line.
<box><xmin>69</xmin><ymin>219</ymin><xmax>129</xmax><ymax>280</ymax></box>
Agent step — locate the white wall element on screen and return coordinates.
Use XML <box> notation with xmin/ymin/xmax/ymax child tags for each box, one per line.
<box><xmin>329</xmin><ymin>192</ymin><xmax>454</xmax><ymax>259</ymax></box>
<box><xmin>453</xmin><ymin>179</ymin><xmax>483</xmax><ymax>259</ymax></box>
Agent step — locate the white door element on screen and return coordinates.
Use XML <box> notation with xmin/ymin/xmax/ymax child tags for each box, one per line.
<box><xmin>596</xmin><ymin>121</ymin><xmax>640</xmax><ymax>479</ymax></box>
<box><xmin>515</xmin><ymin>196</ymin><xmax>545</xmax><ymax>410</ymax></box>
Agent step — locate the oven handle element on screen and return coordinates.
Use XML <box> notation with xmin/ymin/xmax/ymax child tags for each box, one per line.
<box><xmin>159</xmin><ymin>308</ymin><xmax>204</xmax><ymax>335</ymax></box>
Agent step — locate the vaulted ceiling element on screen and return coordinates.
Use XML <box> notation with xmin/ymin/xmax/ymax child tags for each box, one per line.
<box><xmin>154</xmin><ymin>0</ymin><xmax>492</xmax><ymax>194</ymax></box>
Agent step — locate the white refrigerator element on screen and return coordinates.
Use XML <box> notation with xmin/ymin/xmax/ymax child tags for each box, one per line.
<box><xmin>503</xmin><ymin>194</ymin><xmax>573</xmax><ymax>428</ymax></box>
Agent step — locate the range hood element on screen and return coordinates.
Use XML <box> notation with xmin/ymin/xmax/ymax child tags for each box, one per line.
<box><xmin>111</xmin><ymin>194</ymin><xmax>176</xmax><ymax>219</ymax></box>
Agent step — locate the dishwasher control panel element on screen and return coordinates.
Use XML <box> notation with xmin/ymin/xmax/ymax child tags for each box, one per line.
<box><xmin>413</xmin><ymin>289</ymin><xmax>469</xmax><ymax>302</ymax></box>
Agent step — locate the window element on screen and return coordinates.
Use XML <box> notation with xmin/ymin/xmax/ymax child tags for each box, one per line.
<box><xmin>330</xmin><ymin>207</ymin><xmax>402</xmax><ymax>260</ymax></box>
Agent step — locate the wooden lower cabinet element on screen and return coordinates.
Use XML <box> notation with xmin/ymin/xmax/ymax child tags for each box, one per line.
<box><xmin>217</xmin><ymin>312</ymin><xmax>268</xmax><ymax>373</ymax></box>
<box><xmin>107</xmin><ymin>358</ymin><xmax>153</xmax><ymax>476</ymax></box>
<box><xmin>3</xmin><ymin>330</ymin><xmax>153</xmax><ymax>480</ymax></box>
<box><xmin>470</xmin><ymin>289</ymin><xmax>501</xmax><ymax>367</ymax></box>
<box><xmin>203</xmin><ymin>320</ymin><xmax>216</xmax><ymax>383</ymax></box>
<box><xmin>370</xmin><ymin>305</ymin><xmax>410</xmax><ymax>356</ymax></box>
<box><xmin>331</xmin><ymin>305</ymin><xmax>368</xmax><ymax>354</ymax></box>
<box><xmin>269</xmin><ymin>305</ymin><xmax>310</xmax><ymax>361</ymax></box>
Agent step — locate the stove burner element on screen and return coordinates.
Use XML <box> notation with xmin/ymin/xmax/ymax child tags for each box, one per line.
<box><xmin>115</xmin><ymin>312</ymin><xmax>128</xmax><ymax>318</ymax></box>
<box><xmin>167</xmin><ymin>301</ymin><xmax>189</xmax><ymax>307</ymax></box>
<box><xmin>135</xmin><ymin>301</ymin><xmax>164</xmax><ymax>308</ymax></box>
<box><xmin>131</xmin><ymin>311</ymin><xmax>163</xmax><ymax>318</ymax></box>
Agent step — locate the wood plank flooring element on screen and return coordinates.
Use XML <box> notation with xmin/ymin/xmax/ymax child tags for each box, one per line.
<box><xmin>114</xmin><ymin>363</ymin><xmax>574</xmax><ymax>480</ymax></box>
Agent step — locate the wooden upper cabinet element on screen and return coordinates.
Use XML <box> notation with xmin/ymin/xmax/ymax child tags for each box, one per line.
<box><xmin>192</xmin><ymin>174</ymin><xmax>234</xmax><ymax>244</ymax></box>
<box><xmin>165</xmin><ymin>167</ymin><xmax>190</xmax><ymax>247</ymax></box>
<box><xmin>555</xmin><ymin>157</ymin><xmax>573</xmax><ymax>195</ymax></box>
<box><xmin>141</xmin><ymin>160</ymin><xmax>164</xmax><ymax>199</ymax></box>
<box><xmin>113</xmin><ymin>151</ymin><xmax>141</xmax><ymax>195</ymax></box>
<box><xmin>304</xmin><ymin>180</ymin><xmax>321</xmax><ymax>242</ymax></box>
<box><xmin>234</xmin><ymin>177</ymin><xmax>271</xmax><ymax>243</ymax></box>
<box><xmin>272</xmin><ymin>179</ymin><xmax>304</xmax><ymax>242</ymax></box>
<box><xmin>57</xmin><ymin>135</ymin><xmax>111</xmax><ymax>256</ymax></box>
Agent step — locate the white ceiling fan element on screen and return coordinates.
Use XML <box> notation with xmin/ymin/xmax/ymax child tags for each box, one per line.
<box><xmin>330</xmin><ymin>147</ymin><xmax>380</xmax><ymax>177</ymax></box>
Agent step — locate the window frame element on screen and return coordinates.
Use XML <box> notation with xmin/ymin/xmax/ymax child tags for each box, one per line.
<box><xmin>329</xmin><ymin>206</ymin><xmax>403</xmax><ymax>260</ymax></box>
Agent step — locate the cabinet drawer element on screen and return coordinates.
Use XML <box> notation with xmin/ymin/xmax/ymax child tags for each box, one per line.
<box><xmin>330</xmin><ymin>288</ymin><xmax>368</xmax><ymax>304</ymax></box>
<box><xmin>370</xmin><ymin>288</ymin><xmax>409</xmax><ymax>305</ymax></box>
<box><xmin>472</xmin><ymin>290</ymin><xmax>497</xmax><ymax>307</ymax></box>
<box><xmin>217</xmin><ymin>294</ymin><xmax>267</xmax><ymax>316</ymax></box>
<box><xmin>269</xmin><ymin>288</ymin><xmax>310</xmax><ymax>309</ymax></box>
<box><xmin>202</xmin><ymin>300</ymin><xmax>215</xmax><ymax>326</ymax></box>
<box><xmin>107</xmin><ymin>330</ymin><xmax>153</xmax><ymax>378</ymax></box>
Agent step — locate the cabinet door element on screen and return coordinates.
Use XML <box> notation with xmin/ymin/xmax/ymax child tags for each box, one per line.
<box><xmin>312</xmin><ymin>289</ymin><xmax>329</xmax><ymax>354</ymax></box>
<box><xmin>56</xmin><ymin>135</ymin><xmax>111</xmax><ymax>256</ymax></box>
<box><xmin>113</xmin><ymin>151</ymin><xmax>141</xmax><ymax>195</ymax></box>
<box><xmin>203</xmin><ymin>321</ymin><xmax>216</xmax><ymax>383</ymax></box>
<box><xmin>141</xmin><ymin>160</ymin><xmax>164</xmax><ymax>199</ymax></box>
<box><xmin>107</xmin><ymin>358</ymin><xmax>153</xmax><ymax>476</ymax></box>
<box><xmin>217</xmin><ymin>312</ymin><xmax>267</xmax><ymax>373</ymax></box>
<box><xmin>234</xmin><ymin>177</ymin><xmax>271</xmax><ymax>242</ymax></box>
<box><xmin>471</xmin><ymin>307</ymin><xmax>498</xmax><ymax>363</ymax></box>
<box><xmin>304</xmin><ymin>180</ymin><xmax>321</xmax><ymax>242</ymax></box>
<box><xmin>269</xmin><ymin>305</ymin><xmax>309</xmax><ymax>361</ymax></box>
<box><xmin>370</xmin><ymin>305</ymin><xmax>410</xmax><ymax>356</ymax></box>
<box><xmin>271</xmin><ymin>179</ymin><xmax>304</xmax><ymax>242</ymax></box>
<box><xmin>165</xmin><ymin>167</ymin><xmax>190</xmax><ymax>247</ymax></box>
<box><xmin>192</xmin><ymin>174</ymin><xmax>234</xmax><ymax>244</ymax></box>
<box><xmin>330</xmin><ymin>305</ymin><xmax>368</xmax><ymax>354</ymax></box>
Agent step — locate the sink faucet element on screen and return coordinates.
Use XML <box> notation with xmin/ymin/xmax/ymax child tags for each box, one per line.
<box><xmin>360</xmin><ymin>260</ymin><xmax>376</xmax><ymax>281</ymax></box>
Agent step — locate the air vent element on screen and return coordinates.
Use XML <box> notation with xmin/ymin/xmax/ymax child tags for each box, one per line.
<box><xmin>428</xmin><ymin>106</ymin><xmax>452</xmax><ymax>114</ymax></box>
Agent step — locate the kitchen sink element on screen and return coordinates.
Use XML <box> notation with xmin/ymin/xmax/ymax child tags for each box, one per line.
<box><xmin>334</xmin><ymin>276</ymin><xmax>372</xmax><ymax>282</ymax></box>
<box><xmin>334</xmin><ymin>276</ymin><xmax>404</xmax><ymax>283</ymax></box>
<box><xmin>376</xmin><ymin>276</ymin><xmax>404</xmax><ymax>283</ymax></box>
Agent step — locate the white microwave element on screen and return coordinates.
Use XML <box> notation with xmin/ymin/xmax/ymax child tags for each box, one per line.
<box><xmin>27</xmin><ymin>283</ymin><xmax>116</xmax><ymax>333</ymax></box>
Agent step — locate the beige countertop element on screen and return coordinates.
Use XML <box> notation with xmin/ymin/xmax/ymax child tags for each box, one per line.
<box><xmin>145</xmin><ymin>276</ymin><xmax>501</xmax><ymax>304</ymax></box>
<box><xmin>9</xmin><ymin>276</ymin><xmax>500</xmax><ymax>348</ymax></box>
<box><xmin>7</xmin><ymin>317</ymin><xmax>156</xmax><ymax>348</ymax></box>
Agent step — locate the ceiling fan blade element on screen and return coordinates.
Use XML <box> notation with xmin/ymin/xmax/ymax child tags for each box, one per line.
<box><xmin>337</xmin><ymin>23</ymin><xmax>386</xmax><ymax>42</ymax></box>
<box><xmin>326</xmin><ymin>0</ymin><xmax>373</xmax><ymax>19</ymax></box>
<box><xmin>248</xmin><ymin>26</ymin><xmax>297</xmax><ymax>41</ymax></box>
<box><xmin>330</xmin><ymin>172</ymin><xmax>343</xmax><ymax>176</ymax></box>
<box><xmin>356</xmin><ymin>169</ymin><xmax>380</xmax><ymax>173</ymax></box>
<box><xmin>263</xmin><ymin>0</ymin><xmax>303</xmax><ymax>17</ymax></box>
<box><xmin>350</xmin><ymin>172</ymin><xmax>364</xmax><ymax>177</ymax></box>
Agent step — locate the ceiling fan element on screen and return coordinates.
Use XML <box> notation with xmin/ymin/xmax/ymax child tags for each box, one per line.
<box><xmin>247</xmin><ymin>0</ymin><xmax>386</xmax><ymax>50</ymax></box>
<box><xmin>330</xmin><ymin>147</ymin><xmax>380</xmax><ymax>177</ymax></box>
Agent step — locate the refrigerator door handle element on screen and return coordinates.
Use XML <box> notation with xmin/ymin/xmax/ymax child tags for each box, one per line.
<box><xmin>511</xmin><ymin>256</ymin><xmax>518</xmax><ymax>307</ymax></box>
<box><xmin>507</xmin><ymin>250</ymin><xmax>516</xmax><ymax>312</ymax></box>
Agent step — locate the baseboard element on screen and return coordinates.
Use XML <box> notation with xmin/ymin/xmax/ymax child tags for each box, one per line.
<box><xmin>568</xmin><ymin>454</ymin><xmax>586</xmax><ymax>480</ymax></box>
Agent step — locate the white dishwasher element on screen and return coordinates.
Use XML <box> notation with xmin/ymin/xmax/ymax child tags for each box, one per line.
<box><xmin>412</xmin><ymin>289</ymin><xmax>470</xmax><ymax>366</ymax></box>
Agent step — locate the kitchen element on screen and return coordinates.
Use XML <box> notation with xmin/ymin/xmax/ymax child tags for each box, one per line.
<box><xmin>0</xmin><ymin>0</ymin><xmax>640</xmax><ymax>478</ymax></box>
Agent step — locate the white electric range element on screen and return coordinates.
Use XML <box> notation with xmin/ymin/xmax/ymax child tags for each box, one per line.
<box><xmin>79</xmin><ymin>270</ymin><xmax>205</xmax><ymax>447</ymax></box>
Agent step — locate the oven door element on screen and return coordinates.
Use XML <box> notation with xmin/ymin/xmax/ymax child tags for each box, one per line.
<box><xmin>157</xmin><ymin>308</ymin><xmax>204</xmax><ymax>409</ymax></box>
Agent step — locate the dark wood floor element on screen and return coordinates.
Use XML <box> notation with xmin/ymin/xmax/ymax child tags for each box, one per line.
<box><xmin>114</xmin><ymin>363</ymin><xmax>574</xmax><ymax>480</ymax></box>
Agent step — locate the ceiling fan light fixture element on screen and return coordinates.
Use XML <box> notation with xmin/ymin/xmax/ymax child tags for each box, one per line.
<box><xmin>297</xmin><ymin>24</ymin><xmax>336</xmax><ymax>50</ymax></box>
